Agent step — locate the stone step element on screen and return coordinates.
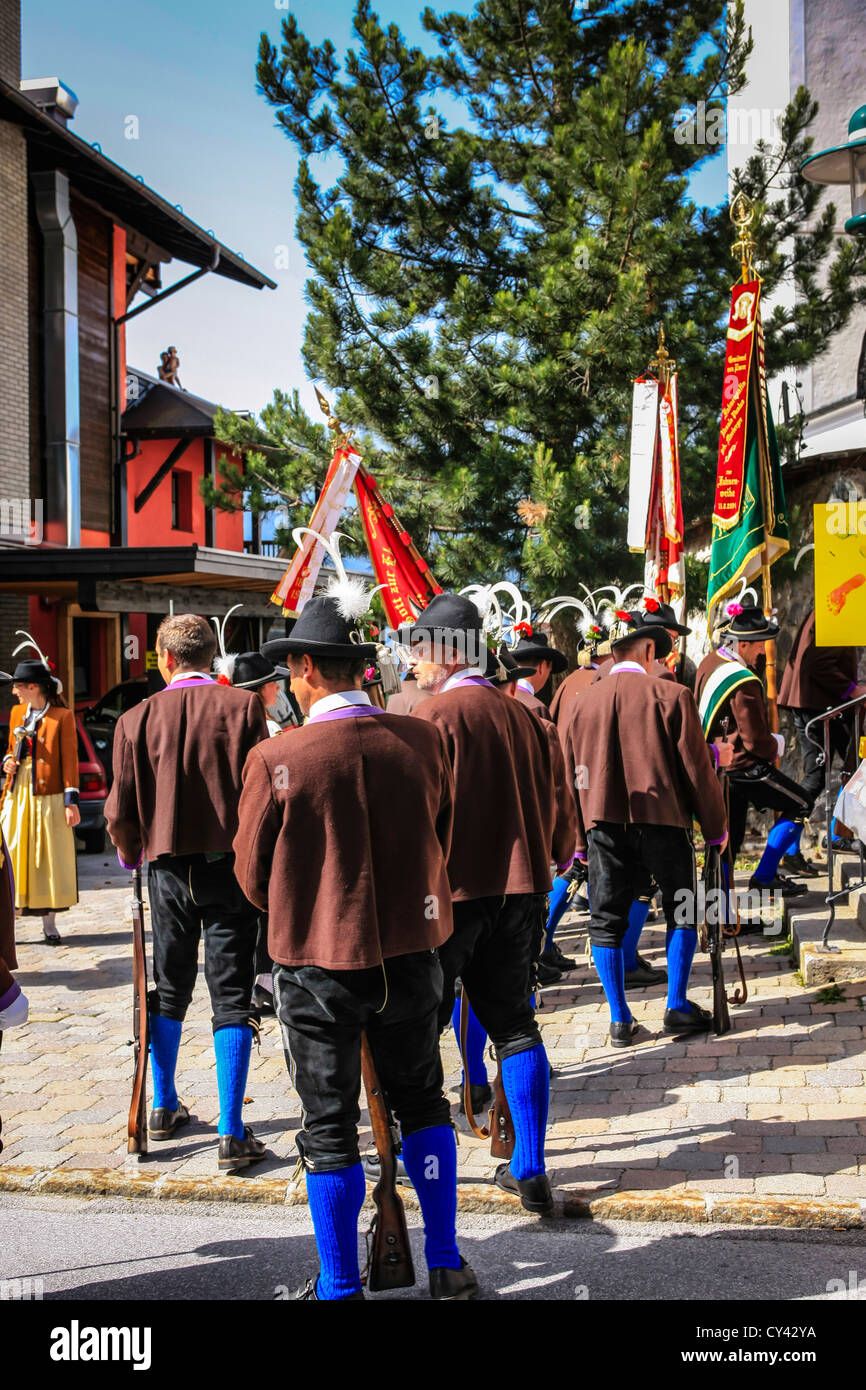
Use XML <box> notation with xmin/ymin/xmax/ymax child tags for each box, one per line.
<box><xmin>786</xmin><ymin>861</ymin><xmax>866</xmax><ymax>984</ymax></box>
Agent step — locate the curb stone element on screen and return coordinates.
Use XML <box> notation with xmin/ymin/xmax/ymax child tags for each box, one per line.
<box><xmin>0</xmin><ymin>1166</ymin><xmax>862</xmax><ymax>1228</ymax></box>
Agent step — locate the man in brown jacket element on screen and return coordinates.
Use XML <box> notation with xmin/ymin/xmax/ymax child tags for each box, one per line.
<box><xmin>233</xmin><ymin>590</ymin><xmax>476</xmax><ymax>1302</ymax></box>
<box><xmin>779</xmin><ymin>609</ymin><xmax>865</xmax><ymax>853</ymax></box>
<box><xmin>561</xmin><ymin>610</ymin><xmax>727</xmax><ymax>1045</ymax></box>
<box><xmin>695</xmin><ymin>605</ymin><xmax>813</xmax><ymax>890</ymax></box>
<box><xmin>106</xmin><ymin>614</ymin><xmax>269</xmax><ymax>1171</ymax></box>
<box><xmin>405</xmin><ymin>593</ymin><xmax>577</xmax><ymax>1217</ymax></box>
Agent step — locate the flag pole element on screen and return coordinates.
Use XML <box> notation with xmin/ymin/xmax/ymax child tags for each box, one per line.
<box><xmin>730</xmin><ymin>194</ymin><xmax>779</xmax><ymax>734</ymax></box>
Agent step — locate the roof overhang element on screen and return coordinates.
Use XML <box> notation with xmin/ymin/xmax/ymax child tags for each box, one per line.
<box><xmin>0</xmin><ymin>78</ymin><xmax>276</xmax><ymax>292</ymax></box>
<box><xmin>0</xmin><ymin>544</ymin><xmax>288</xmax><ymax>601</ymax></box>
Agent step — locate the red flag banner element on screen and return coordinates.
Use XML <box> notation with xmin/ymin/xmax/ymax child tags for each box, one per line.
<box><xmin>713</xmin><ymin>280</ymin><xmax>761</xmax><ymax>530</ymax></box>
<box><xmin>354</xmin><ymin>465</ymin><xmax>441</xmax><ymax>628</ymax></box>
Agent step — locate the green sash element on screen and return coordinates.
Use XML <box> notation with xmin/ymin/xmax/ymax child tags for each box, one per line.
<box><xmin>698</xmin><ymin>659</ymin><xmax>760</xmax><ymax>737</ymax></box>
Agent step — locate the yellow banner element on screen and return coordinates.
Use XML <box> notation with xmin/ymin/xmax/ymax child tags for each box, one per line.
<box><xmin>814</xmin><ymin>502</ymin><xmax>866</xmax><ymax>645</ymax></box>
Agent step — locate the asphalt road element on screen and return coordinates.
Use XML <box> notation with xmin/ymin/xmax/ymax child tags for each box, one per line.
<box><xmin>2</xmin><ymin>1193</ymin><xmax>866</xmax><ymax>1303</ymax></box>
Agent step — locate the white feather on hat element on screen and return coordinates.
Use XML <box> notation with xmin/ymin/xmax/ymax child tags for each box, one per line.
<box><xmin>291</xmin><ymin>527</ymin><xmax>386</xmax><ymax>623</ymax></box>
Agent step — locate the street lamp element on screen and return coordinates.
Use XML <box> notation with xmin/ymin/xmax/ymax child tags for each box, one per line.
<box><xmin>800</xmin><ymin>104</ymin><xmax>866</xmax><ymax>234</ymax></box>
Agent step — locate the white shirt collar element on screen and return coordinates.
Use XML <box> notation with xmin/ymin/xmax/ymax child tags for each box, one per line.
<box><xmin>609</xmin><ymin>661</ymin><xmax>647</xmax><ymax>674</ymax></box>
<box><xmin>308</xmin><ymin>690</ymin><xmax>372</xmax><ymax>718</ymax></box>
<box><xmin>517</xmin><ymin>678</ymin><xmax>535</xmax><ymax>695</ymax></box>
<box><xmin>441</xmin><ymin>665</ymin><xmax>485</xmax><ymax>693</ymax></box>
<box><xmin>169</xmin><ymin>669</ymin><xmax>214</xmax><ymax>684</ymax></box>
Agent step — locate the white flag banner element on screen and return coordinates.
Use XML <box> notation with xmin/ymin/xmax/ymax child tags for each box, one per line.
<box><xmin>271</xmin><ymin>446</ymin><xmax>363</xmax><ymax>612</ymax></box>
<box><xmin>627</xmin><ymin>380</ymin><xmax>659</xmax><ymax>552</ymax></box>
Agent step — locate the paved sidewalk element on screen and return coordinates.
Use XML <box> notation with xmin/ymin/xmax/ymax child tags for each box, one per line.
<box><xmin>1</xmin><ymin>853</ymin><xmax>865</xmax><ymax>1208</ymax></box>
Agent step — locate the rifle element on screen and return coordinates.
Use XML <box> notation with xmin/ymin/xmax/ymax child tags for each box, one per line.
<box><xmin>127</xmin><ymin>867</ymin><xmax>149</xmax><ymax>1158</ymax></box>
<box><xmin>360</xmin><ymin>1032</ymin><xmax>414</xmax><ymax>1291</ymax></box>
<box><xmin>703</xmin><ymin>843</ymin><xmax>731</xmax><ymax>1035</ymax></box>
<box><xmin>457</xmin><ymin>984</ymin><xmax>514</xmax><ymax>1160</ymax></box>
<box><xmin>1</xmin><ymin>727</ymin><xmax>25</xmax><ymax>807</ymax></box>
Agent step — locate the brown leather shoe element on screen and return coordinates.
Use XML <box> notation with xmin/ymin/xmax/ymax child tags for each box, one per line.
<box><xmin>217</xmin><ymin>1124</ymin><xmax>269</xmax><ymax>1171</ymax></box>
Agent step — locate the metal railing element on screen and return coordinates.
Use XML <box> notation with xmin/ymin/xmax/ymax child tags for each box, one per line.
<box><xmin>803</xmin><ymin>690</ymin><xmax>866</xmax><ymax>952</ymax></box>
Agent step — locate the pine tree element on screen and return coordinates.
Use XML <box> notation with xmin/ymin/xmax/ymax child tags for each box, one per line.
<box><xmin>233</xmin><ymin>0</ymin><xmax>866</xmax><ymax>607</ymax></box>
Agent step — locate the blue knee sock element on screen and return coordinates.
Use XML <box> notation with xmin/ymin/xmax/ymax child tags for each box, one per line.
<box><xmin>591</xmin><ymin>944</ymin><xmax>631</xmax><ymax>1023</ymax></box>
<box><xmin>450</xmin><ymin>996</ymin><xmax>488</xmax><ymax>1086</ymax></box>
<box><xmin>213</xmin><ymin>1024</ymin><xmax>252</xmax><ymax>1140</ymax></box>
<box><xmin>622</xmin><ymin>899</ymin><xmax>651</xmax><ymax>971</ymax></box>
<box><xmin>753</xmin><ymin>818</ymin><xmax>800</xmax><ymax>883</ymax></box>
<box><xmin>666</xmin><ymin>928</ymin><xmax>697</xmax><ymax>1012</ymax></box>
<box><xmin>501</xmin><ymin>1044</ymin><xmax>549</xmax><ymax>1180</ymax></box>
<box><xmin>544</xmin><ymin>876</ymin><xmax>571</xmax><ymax>951</ymax></box>
<box><xmin>401</xmin><ymin>1125</ymin><xmax>460</xmax><ymax>1271</ymax></box>
<box><xmin>305</xmin><ymin>1163</ymin><xmax>366</xmax><ymax>1300</ymax></box>
<box><xmin>148</xmin><ymin>1013</ymin><xmax>181</xmax><ymax>1111</ymax></box>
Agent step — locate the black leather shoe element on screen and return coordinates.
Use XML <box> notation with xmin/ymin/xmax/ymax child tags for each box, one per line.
<box><xmin>363</xmin><ymin>1148</ymin><xmax>412</xmax><ymax>1186</ymax></box>
<box><xmin>540</xmin><ymin>944</ymin><xmax>576</xmax><ymax>972</ymax></box>
<box><xmin>748</xmin><ymin>873</ymin><xmax>807</xmax><ymax>897</ymax></box>
<box><xmin>624</xmin><ymin>955</ymin><xmax>667</xmax><ymax>988</ymax></box>
<box><xmin>458</xmin><ymin>1082</ymin><xmax>492</xmax><ymax>1116</ymax></box>
<box><xmin>536</xmin><ymin>961</ymin><xmax>562</xmax><ymax>986</ymax></box>
<box><xmin>295</xmin><ymin>1275</ymin><xmax>364</xmax><ymax>1301</ymax></box>
<box><xmin>494</xmin><ymin>1162</ymin><xmax>554</xmax><ymax>1216</ymax></box>
<box><xmin>251</xmin><ymin>984</ymin><xmax>276</xmax><ymax>1016</ymax></box>
<box><xmin>663</xmin><ymin>1002</ymin><xmax>712</xmax><ymax>1034</ymax></box>
<box><xmin>609</xmin><ymin>1018</ymin><xmax>641</xmax><ymax>1048</ymax></box>
<box><xmin>217</xmin><ymin>1125</ymin><xmax>269</xmax><ymax>1171</ymax></box>
<box><xmin>430</xmin><ymin>1258</ymin><xmax>479</xmax><ymax>1300</ymax></box>
<box><xmin>781</xmin><ymin>851</ymin><xmax>819</xmax><ymax>878</ymax></box>
<box><xmin>147</xmin><ymin>1101</ymin><xmax>190</xmax><ymax>1140</ymax></box>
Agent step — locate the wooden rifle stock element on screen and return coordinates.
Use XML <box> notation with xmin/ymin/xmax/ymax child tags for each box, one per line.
<box><xmin>703</xmin><ymin>845</ymin><xmax>731</xmax><ymax>1036</ymax></box>
<box><xmin>1</xmin><ymin>728</ymin><xmax>25</xmax><ymax>807</ymax></box>
<box><xmin>127</xmin><ymin>867</ymin><xmax>149</xmax><ymax>1157</ymax></box>
<box><xmin>458</xmin><ymin>985</ymin><xmax>514</xmax><ymax>1159</ymax></box>
<box><xmin>360</xmin><ymin>1033</ymin><xmax>415</xmax><ymax>1291</ymax></box>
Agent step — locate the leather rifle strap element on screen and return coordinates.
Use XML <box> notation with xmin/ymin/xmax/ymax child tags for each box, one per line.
<box><xmin>459</xmin><ymin>984</ymin><xmax>490</xmax><ymax>1142</ymax></box>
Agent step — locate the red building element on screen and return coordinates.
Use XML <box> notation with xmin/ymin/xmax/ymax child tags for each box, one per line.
<box><xmin>0</xmin><ymin>11</ymin><xmax>287</xmax><ymax>707</ymax></box>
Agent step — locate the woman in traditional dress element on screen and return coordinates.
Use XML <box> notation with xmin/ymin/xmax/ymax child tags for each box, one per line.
<box><xmin>1</xmin><ymin>645</ymin><xmax>79</xmax><ymax>944</ymax></box>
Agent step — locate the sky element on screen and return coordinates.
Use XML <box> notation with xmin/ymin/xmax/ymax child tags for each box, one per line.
<box><xmin>22</xmin><ymin>0</ymin><xmax>727</xmax><ymax>421</ymax></box>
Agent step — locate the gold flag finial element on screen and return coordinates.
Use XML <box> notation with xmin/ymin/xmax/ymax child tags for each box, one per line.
<box><xmin>648</xmin><ymin>323</ymin><xmax>675</xmax><ymax>385</ymax></box>
<box><xmin>314</xmin><ymin>385</ymin><xmax>345</xmax><ymax>436</ymax></box>
<box><xmin>730</xmin><ymin>191</ymin><xmax>758</xmax><ymax>283</ymax></box>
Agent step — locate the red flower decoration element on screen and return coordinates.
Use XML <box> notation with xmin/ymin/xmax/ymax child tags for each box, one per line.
<box><xmin>614</xmin><ymin>609</ymin><xmax>632</xmax><ymax>623</ymax></box>
<box><xmin>364</xmin><ymin>666</ymin><xmax>377</xmax><ymax>682</ymax></box>
<box><xmin>726</xmin><ymin>601</ymin><xmax>743</xmax><ymax>617</ymax></box>
<box><xmin>643</xmin><ymin>596</ymin><xmax>660</xmax><ymax>613</ymax></box>
<box><xmin>216</xmin><ymin>674</ymin><xmax>232</xmax><ymax>686</ymax></box>
<box><xmin>513</xmin><ymin>621</ymin><xmax>533</xmax><ymax>639</ymax></box>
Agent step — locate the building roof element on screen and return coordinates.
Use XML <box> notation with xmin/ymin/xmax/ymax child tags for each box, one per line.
<box><xmin>0</xmin><ymin>77</ymin><xmax>276</xmax><ymax>292</ymax></box>
<box><xmin>0</xmin><ymin>544</ymin><xmax>288</xmax><ymax>597</ymax></box>
<box><xmin>122</xmin><ymin>369</ymin><xmax>223</xmax><ymax>438</ymax></box>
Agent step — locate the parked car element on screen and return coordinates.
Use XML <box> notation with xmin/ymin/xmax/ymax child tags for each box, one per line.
<box><xmin>0</xmin><ymin>713</ymin><xmax>108</xmax><ymax>854</ymax></box>
<box><xmin>80</xmin><ymin>677</ymin><xmax>148</xmax><ymax>788</ymax></box>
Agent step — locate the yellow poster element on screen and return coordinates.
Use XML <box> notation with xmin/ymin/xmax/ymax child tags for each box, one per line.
<box><xmin>814</xmin><ymin>502</ymin><xmax>866</xmax><ymax>646</ymax></box>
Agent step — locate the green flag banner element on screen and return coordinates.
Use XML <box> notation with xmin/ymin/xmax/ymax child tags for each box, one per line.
<box><xmin>707</xmin><ymin>281</ymin><xmax>789</xmax><ymax>623</ymax></box>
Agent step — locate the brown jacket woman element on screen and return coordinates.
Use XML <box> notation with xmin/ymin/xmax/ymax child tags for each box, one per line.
<box><xmin>4</xmin><ymin>703</ymin><xmax>79</xmax><ymax>798</ymax></box>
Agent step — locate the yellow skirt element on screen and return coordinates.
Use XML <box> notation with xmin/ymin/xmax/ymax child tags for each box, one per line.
<box><xmin>0</xmin><ymin>759</ymin><xmax>78</xmax><ymax>912</ymax></box>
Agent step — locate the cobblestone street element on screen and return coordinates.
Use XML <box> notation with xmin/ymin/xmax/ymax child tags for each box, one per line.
<box><xmin>2</xmin><ymin>851</ymin><xmax>864</xmax><ymax>1207</ymax></box>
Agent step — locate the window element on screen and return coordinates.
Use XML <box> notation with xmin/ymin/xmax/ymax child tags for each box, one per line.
<box><xmin>171</xmin><ymin>470</ymin><xmax>193</xmax><ymax>531</ymax></box>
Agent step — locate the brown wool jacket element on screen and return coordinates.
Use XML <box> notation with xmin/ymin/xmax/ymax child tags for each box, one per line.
<box><xmin>694</xmin><ymin>650</ymin><xmax>777</xmax><ymax>770</ymax></box>
<box><xmin>233</xmin><ymin>711</ymin><xmax>455</xmax><ymax>970</ymax></box>
<box><xmin>560</xmin><ymin>669</ymin><xmax>726</xmax><ymax>856</ymax></box>
<box><xmin>550</xmin><ymin>666</ymin><xmax>599</xmax><ymax>730</ymax></box>
<box><xmin>778</xmin><ymin>612</ymin><xmax>858</xmax><ymax>711</ymax></box>
<box><xmin>513</xmin><ymin>684</ymin><xmax>553</xmax><ymax>722</ymax></box>
<box><xmin>415</xmin><ymin>680</ymin><xmax>577</xmax><ymax>900</ymax></box>
<box><xmin>105</xmin><ymin>680</ymin><xmax>269</xmax><ymax>864</ymax></box>
<box><xmin>386</xmin><ymin>679</ymin><xmax>433</xmax><ymax>715</ymax></box>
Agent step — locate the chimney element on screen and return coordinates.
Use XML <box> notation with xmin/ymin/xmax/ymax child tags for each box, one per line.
<box><xmin>19</xmin><ymin>76</ymin><xmax>78</xmax><ymax>125</ymax></box>
<box><xmin>0</xmin><ymin>0</ymin><xmax>20</xmax><ymax>86</ymax></box>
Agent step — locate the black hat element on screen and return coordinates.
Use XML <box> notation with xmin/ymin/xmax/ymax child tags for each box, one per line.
<box><xmin>650</xmin><ymin>600</ymin><xmax>691</xmax><ymax>637</ymax></box>
<box><xmin>609</xmin><ymin>610</ymin><xmax>673</xmax><ymax>659</ymax></box>
<box><xmin>487</xmin><ymin>646</ymin><xmax>536</xmax><ymax>685</ymax></box>
<box><xmin>719</xmin><ymin>604</ymin><xmax>779</xmax><ymax>643</ymax></box>
<box><xmin>262</xmin><ymin>596</ymin><xmax>377</xmax><ymax>664</ymax></box>
<box><xmin>220</xmin><ymin>651</ymin><xmax>290</xmax><ymax>690</ymax></box>
<box><xmin>510</xmin><ymin>629</ymin><xmax>568</xmax><ymax>675</ymax></box>
<box><xmin>401</xmin><ymin>592</ymin><xmax>485</xmax><ymax>667</ymax></box>
<box><xmin>11</xmin><ymin>659</ymin><xmax>59</xmax><ymax>687</ymax></box>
